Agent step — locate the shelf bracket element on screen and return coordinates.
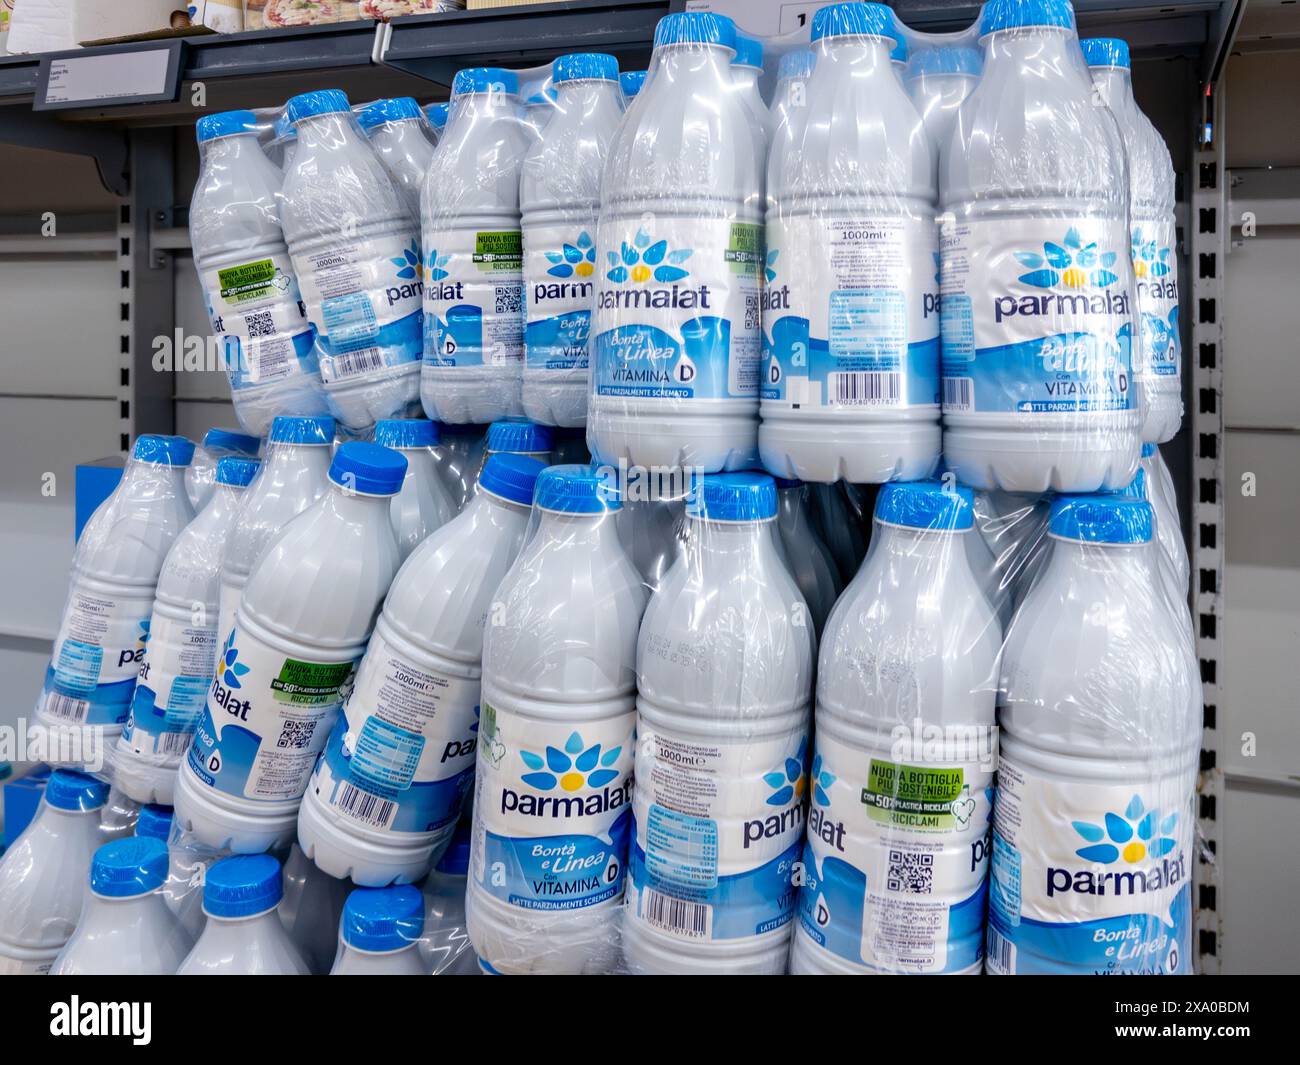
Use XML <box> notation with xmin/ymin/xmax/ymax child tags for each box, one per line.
<box><xmin>0</xmin><ymin>111</ymin><xmax>129</xmax><ymax>197</ymax></box>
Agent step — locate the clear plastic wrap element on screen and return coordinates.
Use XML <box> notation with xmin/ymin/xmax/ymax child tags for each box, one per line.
<box><xmin>184</xmin><ymin>426</ymin><xmax>261</xmax><ymax>512</ymax></box>
<box><xmin>328</xmin><ymin>883</ymin><xmax>426</xmax><ymax>973</ymax></box>
<box><xmin>373</xmin><ymin>417</ymin><xmax>457</xmax><ymax>560</ymax></box>
<box><xmin>357</xmin><ymin>97</ymin><xmax>438</xmax><ymax>220</ymax></box>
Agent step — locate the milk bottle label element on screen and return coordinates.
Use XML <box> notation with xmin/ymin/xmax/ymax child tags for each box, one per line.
<box><xmin>986</xmin><ymin>756</ymin><xmax>1193</xmax><ymax>975</ymax></box>
<box><xmin>592</xmin><ymin>219</ymin><xmax>761</xmax><ymax>402</ymax></box>
<box><xmin>797</xmin><ymin>735</ymin><xmax>993</xmax><ymax>973</ymax></box>
<box><xmin>627</xmin><ymin>727</ymin><xmax>807</xmax><ymax>942</ymax></box>
<box><xmin>762</xmin><ymin>215</ymin><xmax>940</xmax><ymax>411</ymax></box>
<box><xmin>422</xmin><ymin>228</ymin><xmax>524</xmax><ymax>369</ymax></box>
<box><xmin>186</xmin><ymin>626</ymin><xmax>357</xmax><ymax>803</ymax></box>
<box><xmin>1132</xmin><ymin>219</ymin><xmax>1181</xmax><ymax>380</ymax></box>
<box><xmin>41</xmin><ymin>589</ymin><xmax>154</xmax><ymax>726</ymax></box>
<box><xmin>472</xmin><ymin>701</ymin><xmax>634</xmax><ymax>913</ymax></box>
<box><xmin>201</xmin><ymin>253</ymin><xmax>319</xmax><ymax>390</ymax></box>
<box><xmin>123</xmin><ymin>613</ymin><xmax>219</xmax><ymax>757</ymax></box>
<box><xmin>940</xmin><ymin>218</ymin><xmax>1136</xmax><ymax>414</ymax></box>
<box><xmin>524</xmin><ymin>225</ymin><xmax>595</xmax><ymax>371</ymax></box>
<box><xmin>307</xmin><ymin>629</ymin><xmax>479</xmax><ymax>834</ymax></box>
<box><xmin>293</xmin><ymin>232</ymin><xmax>424</xmax><ymax>383</ymax></box>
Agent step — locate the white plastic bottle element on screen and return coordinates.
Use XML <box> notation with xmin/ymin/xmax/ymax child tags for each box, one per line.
<box><xmin>774</xmin><ymin>478</ymin><xmax>842</xmax><ymax>637</ymax></box>
<box><xmin>941</xmin><ymin>0</ymin><xmax>1141</xmax><ymax>492</ymax></box>
<box><xmin>216</xmin><ymin>414</ymin><xmax>334</xmax><ymax>641</ymax></box>
<box><xmin>185</xmin><ymin>427</ymin><xmax>260</xmax><ymax>512</ymax></box>
<box><xmin>50</xmin><ymin>836</ymin><xmax>187</xmax><ymax>975</ymax></box>
<box><xmin>768</xmin><ymin>49</ymin><xmax>813</xmax><ymax>139</ymax></box>
<box><xmin>419</xmin><ymin>824</ymin><xmax>480</xmax><ymax>974</ymax></box>
<box><xmin>468</xmin><ymin>465</ymin><xmax>647</xmax><ymax>973</ymax></box>
<box><xmin>1141</xmin><ymin>442</ymin><xmax>1188</xmax><ymax>596</ymax></box>
<box><xmin>298</xmin><ymin>454</ymin><xmax>544</xmax><ymax>885</ymax></box>
<box><xmin>988</xmin><ymin>494</ymin><xmax>1198</xmax><ymax>974</ymax></box>
<box><xmin>523</xmin><ymin>84</ymin><xmax>557</xmax><ymax>140</ymax></box>
<box><xmin>175</xmin><ymin>442</ymin><xmax>406</xmax><ymax>852</ymax></box>
<box><xmin>374</xmin><ymin>418</ymin><xmax>456</xmax><ymax>560</ymax></box>
<box><xmin>330</xmin><ymin>885</ymin><xmax>426</xmax><ymax>974</ymax></box>
<box><xmin>36</xmin><ymin>436</ymin><xmax>195</xmax><ymax>763</ymax></box>
<box><xmin>619</xmin><ymin>70</ymin><xmax>646</xmax><ymax>100</ymax></box>
<box><xmin>282</xmin><ymin>89</ymin><xmax>424</xmax><ymax>438</ymax></box>
<box><xmin>732</xmin><ymin>33</ymin><xmax>769</xmax><ymax>145</ymax></box>
<box><xmin>521</xmin><ymin>53</ymin><xmax>624</xmax><ymax>429</ymax></box>
<box><xmin>486</xmin><ymin>418</ymin><xmax>553</xmax><ymax>463</ymax></box>
<box><xmin>191</xmin><ymin>110</ymin><xmax>328</xmax><ymax>437</ymax></box>
<box><xmin>421</xmin><ymin>68</ymin><xmax>531</xmax><ymax>425</ymax></box>
<box><xmin>178</xmin><ymin>854</ymin><xmax>310</xmax><ymax>974</ymax></box>
<box><xmin>791</xmin><ymin>481</ymin><xmax>1001</xmax><ymax>975</ymax></box>
<box><xmin>269</xmin><ymin>112</ymin><xmax>297</xmax><ymax>171</ymax></box>
<box><xmin>905</xmin><ymin>46</ymin><xmax>982</xmax><ymax>170</ymax></box>
<box><xmin>117</xmin><ymin>456</ymin><xmax>261</xmax><ymax>805</ymax></box>
<box><xmin>761</xmin><ymin>2</ymin><xmax>940</xmax><ymax>484</ymax></box>
<box><xmin>434</xmin><ymin>423</ymin><xmax>489</xmax><ymax>511</ymax></box>
<box><xmin>623</xmin><ymin>472</ymin><xmax>814</xmax><ymax>975</ymax></box>
<box><xmin>423</xmin><ymin>102</ymin><xmax>448</xmax><ymax>143</ymax></box>
<box><xmin>0</xmin><ymin>770</ymin><xmax>109</xmax><ymax>974</ymax></box>
<box><xmin>1084</xmin><ymin>37</ymin><xmax>1183</xmax><ymax>444</ymax></box>
<box><xmin>359</xmin><ymin>97</ymin><xmax>437</xmax><ymax>220</ymax></box>
<box><xmin>135</xmin><ymin>802</ymin><xmax>174</xmax><ymax>842</ymax></box>
<box><xmin>589</xmin><ymin>12</ymin><xmax>763</xmax><ymax>473</ymax></box>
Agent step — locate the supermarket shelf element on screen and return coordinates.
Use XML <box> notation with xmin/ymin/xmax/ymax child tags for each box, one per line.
<box><xmin>0</xmin><ymin>499</ymin><xmax>73</xmax><ymax>644</ymax></box>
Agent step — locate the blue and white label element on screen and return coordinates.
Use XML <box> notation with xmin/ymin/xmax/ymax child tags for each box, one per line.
<box><xmin>1132</xmin><ymin>219</ymin><xmax>1180</xmax><ymax>379</ymax></box>
<box><xmin>307</xmin><ymin>628</ymin><xmax>479</xmax><ymax>835</ymax></box>
<box><xmin>524</xmin><ymin>223</ymin><xmax>595</xmax><ymax>372</ymax></box>
<box><xmin>421</xmin><ymin>227</ymin><xmax>523</xmax><ymax>370</ymax></box>
<box><xmin>796</xmin><ymin>731</ymin><xmax>993</xmax><ymax>973</ymax></box>
<box><xmin>940</xmin><ymin>217</ymin><xmax>1136</xmax><ymax>415</ymax></box>
<box><xmin>293</xmin><ymin>232</ymin><xmax>424</xmax><ymax>383</ymax></box>
<box><xmin>39</xmin><ymin>588</ymin><xmax>153</xmax><ymax>726</ymax></box>
<box><xmin>592</xmin><ymin>218</ymin><xmax>761</xmax><ymax>402</ymax></box>
<box><xmin>986</xmin><ymin>755</ymin><xmax>1194</xmax><ymax>975</ymax></box>
<box><xmin>762</xmin><ymin>215</ymin><xmax>940</xmax><ymax>411</ymax></box>
<box><xmin>471</xmin><ymin>700</ymin><xmax>634</xmax><ymax>913</ymax></box>
<box><xmin>626</xmin><ymin>725</ymin><xmax>806</xmax><ymax>943</ymax></box>
<box><xmin>122</xmin><ymin>611</ymin><xmax>218</xmax><ymax>758</ymax></box>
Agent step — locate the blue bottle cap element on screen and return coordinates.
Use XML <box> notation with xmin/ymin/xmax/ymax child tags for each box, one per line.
<box><xmin>479</xmin><ymin>453</ymin><xmax>545</xmax><ymax>507</ymax></box>
<box><xmin>328</xmin><ymin>441</ymin><xmax>408</xmax><ymax>497</ymax></box>
<box><xmin>812</xmin><ymin>2</ymin><xmax>896</xmax><ymax>44</ymax></box>
<box><xmin>487</xmin><ymin>419</ymin><xmax>553</xmax><ymax>455</ymax></box>
<box><xmin>356</xmin><ymin>96</ymin><xmax>423</xmax><ymax>132</ymax></box>
<box><xmin>203</xmin><ymin>854</ymin><xmax>283</xmax><ymax>919</ymax></box>
<box><xmin>374</xmin><ymin>418</ymin><xmax>440</xmax><ymax>449</ymax></box>
<box><xmin>553</xmin><ymin>53</ymin><xmax>619</xmax><ymax>84</ymax></box>
<box><xmin>202</xmin><ymin>427</ymin><xmax>260</xmax><ymax>456</ymax></box>
<box><xmin>535</xmin><ymin>464</ymin><xmax>622</xmax><ymax>515</ymax></box>
<box><xmin>268</xmin><ymin>414</ymin><xmax>334</xmax><ymax>445</ymax></box>
<box><xmin>452</xmin><ymin>67</ymin><xmax>519</xmax><ymax>96</ymax></box>
<box><xmin>341</xmin><ymin>885</ymin><xmax>425</xmax><ymax>952</ymax></box>
<box><xmin>980</xmin><ymin>0</ymin><xmax>1076</xmax><ymax>37</ymax></box>
<box><xmin>424</xmin><ymin>102</ymin><xmax>449</xmax><ymax>129</ymax></box>
<box><xmin>90</xmin><ymin>837</ymin><xmax>168</xmax><ymax>898</ymax></box>
<box><xmin>891</xmin><ymin>36</ymin><xmax>909</xmax><ymax>63</ymax></box>
<box><xmin>875</xmin><ymin>480</ymin><xmax>975</xmax><ymax>531</ymax></box>
<box><xmin>907</xmin><ymin>46</ymin><xmax>984</xmax><ymax>79</ymax></box>
<box><xmin>132</xmin><ymin>434</ymin><xmax>195</xmax><ymax>467</ymax></box>
<box><xmin>196</xmin><ymin>110</ymin><xmax>258</xmax><ymax>144</ymax></box>
<box><xmin>1141</xmin><ymin>443</ymin><xmax>1157</xmax><ymax>459</ymax></box>
<box><xmin>215</xmin><ymin>456</ymin><xmax>261</xmax><ymax>488</ymax></box>
<box><xmin>619</xmin><ymin>70</ymin><xmax>647</xmax><ymax>97</ymax></box>
<box><xmin>777</xmin><ymin>50</ymin><xmax>815</xmax><ymax>80</ymax></box>
<box><xmin>436</xmin><ymin>823</ymin><xmax>472</xmax><ymax>876</ymax></box>
<box><xmin>44</xmin><ymin>769</ymin><xmax>109</xmax><ymax>812</ymax></box>
<box><xmin>1081</xmin><ymin>36</ymin><xmax>1130</xmax><ymax>69</ymax></box>
<box><xmin>653</xmin><ymin>11</ymin><xmax>737</xmax><ymax>52</ymax></box>
<box><xmin>774</xmin><ymin>476</ymin><xmax>803</xmax><ymax>489</ymax></box>
<box><xmin>286</xmin><ymin>89</ymin><xmax>352</xmax><ymax>124</ymax></box>
<box><xmin>1048</xmin><ymin>495</ymin><xmax>1154</xmax><ymax>544</ymax></box>
<box><xmin>686</xmin><ymin>471</ymin><xmax>778</xmax><ymax>523</ymax></box>
<box><xmin>135</xmin><ymin>803</ymin><xmax>174</xmax><ymax>842</ymax></box>
<box><xmin>733</xmin><ymin>33</ymin><xmax>764</xmax><ymax>69</ymax></box>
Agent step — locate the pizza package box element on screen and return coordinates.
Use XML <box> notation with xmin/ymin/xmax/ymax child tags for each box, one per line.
<box><xmin>6</xmin><ymin>0</ymin><xmax>188</xmax><ymax>53</ymax></box>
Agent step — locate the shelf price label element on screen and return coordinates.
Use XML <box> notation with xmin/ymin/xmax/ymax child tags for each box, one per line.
<box><xmin>36</xmin><ymin>41</ymin><xmax>183</xmax><ymax>111</ymax></box>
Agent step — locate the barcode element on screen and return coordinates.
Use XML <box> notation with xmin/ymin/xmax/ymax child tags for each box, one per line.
<box><xmin>277</xmin><ymin>719</ymin><xmax>317</xmax><ymax>750</ymax></box>
<box><xmin>494</xmin><ymin>283</ymin><xmax>522</xmax><ymax>316</ymax></box>
<box><xmin>336</xmin><ymin>782</ymin><xmax>396</xmax><ymax>828</ymax></box>
<box><xmin>986</xmin><ymin>927</ymin><xmax>1016</xmax><ymax>973</ymax></box>
<box><xmin>327</xmin><ymin>348</ymin><xmax>386</xmax><ymax>380</ymax></box>
<box><xmin>159</xmin><ymin>731</ymin><xmax>193</xmax><ymax>755</ymax></box>
<box><xmin>831</xmin><ymin>371</ymin><xmax>901</xmax><ymax>406</ymax></box>
<box><xmin>887</xmin><ymin>849</ymin><xmax>934</xmax><ymax>894</ymax></box>
<box><xmin>943</xmin><ymin>377</ymin><xmax>973</xmax><ymax>411</ymax></box>
<box><xmin>45</xmin><ymin>692</ymin><xmax>89</xmax><ymax>722</ymax></box>
<box><xmin>642</xmin><ymin>888</ymin><xmax>710</xmax><ymax>939</ymax></box>
<box><xmin>244</xmin><ymin>310</ymin><xmax>276</xmax><ymax>338</ymax></box>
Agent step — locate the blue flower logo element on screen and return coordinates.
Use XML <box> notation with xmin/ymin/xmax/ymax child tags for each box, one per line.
<box><xmin>1015</xmin><ymin>227</ymin><xmax>1119</xmax><ymax>290</ymax></box>
<box><xmin>605</xmin><ymin>227</ymin><xmax>693</xmax><ymax>284</ymax></box>
<box><xmin>220</xmin><ymin>630</ymin><xmax>250</xmax><ymax>689</ymax></box>
<box><xmin>1073</xmin><ymin>794</ymin><xmax>1178</xmax><ymax>865</ymax></box>
<box><xmin>763</xmin><ymin>737</ymin><xmax>809</xmax><ymax>806</ymax></box>
<box><xmin>519</xmin><ymin>730</ymin><xmax>621</xmax><ymax>792</ymax></box>
<box><xmin>810</xmin><ymin>752</ymin><xmax>835</xmax><ymax>806</ymax></box>
<box><xmin>1131</xmin><ymin>227</ymin><xmax>1173</xmax><ymax>279</ymax></box>
<box><xmin>425</xmin><ymin>248</ymin><xmax>450</xmax><ymax>282</ymax></box>
<box><xmin>391</xmin><ymin>242</ymin><xmax>423</xmax><ymax>282</ymax></box>
<box><xmin>545</xmin><ymin>230</ymin><xmax>596</xmax><ymax>278</ymax></box>
<box><xmin>765</xmin><ymin>248</ymin><xmax>779</xmax><ymax>284</ymax></box>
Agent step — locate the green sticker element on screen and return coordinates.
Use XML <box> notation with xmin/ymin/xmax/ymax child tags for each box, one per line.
<box><xmin>862</xmin><ymin>759</ymin><xmax>966</xmax><ymax>829</ymax></box>
<box><xmin>218</xmin><ymin>258</ymin><xmax>280</xmax><ymax>304</ymax></box>
<box><xmin>725</xmin><ymin>222</ymin><xmax>764</xmax><ymax>276</ymax></box>
<box><xmin>270</xmin><ymin>658</ymin><xmax>354</xmax><ymax>706</ymax></box>
<box><xmin>473</xmin><ymin>231</ymin><xmax>523</xmax><ymax>271</ymax></box>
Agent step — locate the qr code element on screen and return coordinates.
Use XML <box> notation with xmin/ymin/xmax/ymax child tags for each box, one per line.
<box><xmin>277</xmin><ymin>719</ymin><xmax>317</xmax><ymax>750</ymax></box>
<box><xmin>744</xmin><ymin>291</ymin><xmax>760</xmax><ymax>332</ymax></box>
<box><xmin>244</xmin><ymin>310</ymin><xmax>276</xmax><ymax>338</ymax></box>
<box><xmin>494</xmin><ymin>284</ymin><xmax>522</xmax><ymax>316</ymax></box>
<box><xmin>887</xmin><ymin>849</ymin><xmax>934</xmax><ymax>894</ymax></box>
